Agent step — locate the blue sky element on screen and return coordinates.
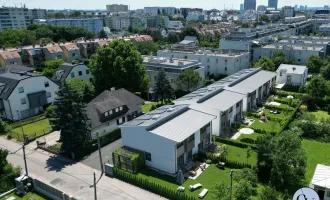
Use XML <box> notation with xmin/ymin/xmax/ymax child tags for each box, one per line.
<box><xmin>4</xmin><ymin>0</ymin><xmax>329</xmax><ymax>10</ymax></box>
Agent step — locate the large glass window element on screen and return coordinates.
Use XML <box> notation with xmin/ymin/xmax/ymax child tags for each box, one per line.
<box><xmin>145</xmin><ymin>152</ymin><xmax>151</xmax><ymax>161</ymax></box>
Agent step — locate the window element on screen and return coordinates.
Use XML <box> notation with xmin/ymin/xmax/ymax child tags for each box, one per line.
<box><xmin>78</xmin><ymin>71</ymin><xmax>82</xmax><ymax>76</ymax></box>
<box><xmin>86</xmin><ymin>69</ymin><xmax>90</xmax><ymax>74</ymax></box>
<box><xmin>105</xmin><ymin>112</ymin><xmax>109</xmax><ymax>117</ymax></box>
<box><xmin>18</xmin><ymin>87</ymin><xmax>24</xmax><ymax>93</ymax></box>
<box><xmin>44</xmin><ymin>81</ymin><xmax>49</xmax><ymax>87</ymax></box>
<box><xmin>327</xmin><ymin>191</ymin><xmax>330</xmax><ymax>197</ymax></box>
<box><xmin>225</xmin><ymin>59</ymin><xmax>227</xmax><ymax>62</ymax></box>
<box><xmin>229</xmin><ymin>107</ymin><xmax>233</xmax><ymax>113</ymax></box>
<box><xmin>21</xmin><ymin>98</ymin><xmax>26</xmax><ymax>105</ymax></box>
<box><xmin>71</xmin><ymin>72</ymin><xmax>75</xmax><ymax>78</ymax></box>
<box><xmin>109</xmin><ymin>110</ymin><xmax>113</xmax><ymax>115</ymax></box>
<box><xmin>72</xmin><ymin>53</ymin><xmax>76</xmax><ymax>57</ymax></box>
<box><xmin>225</xmin><ymin>67</ymin><xmax>227</xmax><ymax>71</ymax></box>
<box><xmin>117</xmin><ymin>118</ymin><xmax>122</xmax><ymax>125</ymax></box>
<box><xmin>115</xmin><ymin>108</ymin><xmax>119</xmax><ymax>112</ymax></box>
<box><xmin>280</xmin><ymin>72</ymin><xmax>282</xmax><ymax>76</ymax></box>
<box><xmin>46</xmin><ymin>92</ymin><xmax>51</xmax><ymax>98</ymax></box>
<box><xmin>184</xmin><ymin>56</ymin><xmax>187</xmax><ymax>59</ymax></box>
<box><xmin>216</xmin><ymin>58</ymin><xmax>218</xmax><ymax>64</ymax></box>
<box><xmin>119</xmin><ymin>106</ymin><xmax>123</xmax><ymax>111</ymax></box>
<box><xmin>207</xmin><ymin>58</ymin><xmax>210</xmax><ymax>63</ymax></box>
<box><xmin>207</xmin><ymin>65</ymin><xmax>210</xmax><ymax>69</ymax></box>
<box><xmin>236</xmin><ymin>102</ymin><xmax>240</xmax><ymax>108</ymax></box>
<box><xmin>171</xmin><ymin>79</ymin><xmax>173</xmax><ymax>83</ymax></box>
<box><xmin>177</xmin><ymin>142</ymin><xmax>184</xmax><ymax>149</ymax></box>
<box><xmin>298</xmin><ymin>59</ymin><xmax>301</xmax><ymax>62</ymax></box>
<box><xmin>145</xmin><ymin>152</ymin><xmax>151</xmax><ymax>161</ymax></box>
<box><xmin>89</xmin><ymin>78</ymin><xmax>93</xmax><ymax>82</ymax></box>
<box><xmin>188</xmin><ymin>134</ymin><xmax>194</xmax><ymax>142</ymax></box>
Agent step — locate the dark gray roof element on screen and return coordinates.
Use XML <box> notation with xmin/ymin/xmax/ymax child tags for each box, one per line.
<box><xmin>0</xmin><ymin>72</ymin><xmax>42</xmax><ymax>100</ymax></box>
<box><xmin>0</xmin><ymin>65</ymin><xmax>35</xmax><ymax>74</ymax></box>
<box><xmin>52</xmin><ymin>63</ymin><xmax>87</xmax><ymax>82</ymax></box>
<box><xmin>87</xmin><ymin>89</ymin><xmax>145</xmax><ymax>128</ymax></box>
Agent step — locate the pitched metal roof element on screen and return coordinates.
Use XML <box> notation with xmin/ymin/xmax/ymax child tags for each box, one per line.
<box><xmin>311</xmin><ymin>164</ymin><xmax>330</xmax><ymax>189</ymax></box>
<box><xmin>201</xmin><ymin>90</ymin><xmax>246</xmax><ymax>111</ymax></box>
<box><xmin>53</xmin><ymin>63</ymin><xmax>87</xmax><ymax>82</ymax></box>
<box><xmin>87</xmin><ymin>89</ymin><xmax>145</xmax><ymax>128</ymax></box>
<box><xmin>0</xmin><ymin>65</ymin><xmax>35</xmax><ymax>74</ymax></box>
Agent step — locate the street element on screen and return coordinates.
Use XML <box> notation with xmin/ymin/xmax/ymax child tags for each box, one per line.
<box><xmin>81</xmin><ymin>138</ymin><xmax>122</xmax><ymax>171</ymax></box>
<box><xmin>0</xmin><ymin>137</ymin><xmax>165</xmax><ymax>200</ymax></box>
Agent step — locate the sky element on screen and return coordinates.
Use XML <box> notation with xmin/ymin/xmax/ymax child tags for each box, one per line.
<box><xmin>2</xmin><ymin>0</ymin><xmax>329</xmax><ymax>10</ymax></box>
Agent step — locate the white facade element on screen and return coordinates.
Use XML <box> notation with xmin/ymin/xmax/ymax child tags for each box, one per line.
<box><xmin>285</xmin><ymin>16</ymin><xmax>306</xmax><ymax>24</ymax></box>
<box><xmin>105</xmin><ymin>17</ymin><xmax>130</xmax><ymax>31</ymax></box>
<box><xmin>65</xmin><ymin>65</ymin><xmax>93</xmax><ymax>83</ymax></box>
<box><xmin>0</xmin><ymin>74</ymin><xmax>59</xmax><ymax>120</ymax></box>
<box><xmin>0</xmin><ymin>7</ymin><xmax>31</xmax><ymax>32</ymax></box>
<box><xmin>106</xmin><ymin>4</ymin><xmax>128</xmax><ymax>13</ymax></box>
<box><xmin>310</xmin><ymin>164</ymin><xmax>330</xmax><ymax>200</ymax></box>
<box><xmin>318</xmin><ymin>24</ymin><xmax>330</xmax><ymax>36</ymax></box>
<box><xmin>281</xmin><ymin>6</ymin><xmax>294</xmax><ymax>18</ymax></box>
<box><xmin>157</xmin><ymin>49</ymin><xmax>250</xmax><ymax>76</ymax></box>
<box><xmin>276</xmin><ymin>64</ymin><xmax>308</xmax><ymax>86</ymax></box>
<box><xmin>47</xmin><ymin>18</ymin><xmax>104</xmax><ymax>34</ymax></box>
<box><xmin>143</xmin><ymin>7</ymin><xmax>161</xmax><ymax>16</ymax></box>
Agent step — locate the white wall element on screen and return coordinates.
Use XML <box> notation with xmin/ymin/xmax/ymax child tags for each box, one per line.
<box><xmin>276</xmin><ymin>71</ymin><xmax>307</xmax><ymax>86</ymax></box>
<box><xmin>121</xmin><ymin>126</ymin><xmax>177</xmax><ymax>174</ymax></box>
<box><xmin>66</xmin><ymin>65</ymin><xmax>93</xmax><ymax>83</ymax></box>
<box><xmin>91</xmin><ymin>120</ymin><xmax>118</xmax><ymax>139</ymax></box>
<box><xmin>7</xmin><ymin>76</ymin><xmax>59</xmax><ymax>120</ymax></box>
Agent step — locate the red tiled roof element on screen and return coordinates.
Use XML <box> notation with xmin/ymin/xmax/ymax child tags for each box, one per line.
<box><xmin>0</xmin><ymin>51</ymin><xmax>21</xmax><ymax>60</ymax></box>
<box><xmin>63</xmin><ymin>44</ymin><xmax>79</xmax><ymax>52</ymax></box>
<box><xmin>46</xmin><ymin>46</ymin><xmax>63</xmax><ymax>54</ymax></box>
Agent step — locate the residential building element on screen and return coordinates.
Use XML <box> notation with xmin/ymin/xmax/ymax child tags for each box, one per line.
<box><xmin>87</xmin><ymin>88</ymin><xmax>145</xmax><ymax>138</ymax></box>
<box><xmin>130</xmin><ymin>17</ymin><xmax>146</xmax><ymax>29</ymax></box>
<box><xmin>143</xmin><ymin>7</ymin><xmax>176</xmax><ymax>16</ymax></box>
<box><xmin>276</xmin><ymin>64</ymin><xmax>308</xmax><ymax>86</ymax></box>
<box><xmin>257</xmin><ymin>5</ymin><xmax>267</xmax><ymax>12</ymax></box>
<box><xmin>244</xmin><ymin>0</ymin><xmax>256</xmax><ymax>10</ymax></box>
<box><xmin>284</xmin><ymin>16</ymin><xmax>306</xmax><ymax>24</ymax></box>
<box><xmin>0</xmin><ymin>51</ymin><xmax>22</xmax><ymax>67</ymax></box>
<box><xmin>310</xmin><ymin>164</ymin><xmax>330</xmax><ymax>200</ymax></box>
<box><xmin>104</xmin><ymin>16</ymin><xmax>130</xmax><ymax>31</ymax></box>
<box><xmin>120</xmin><ymin>104</ymin><xmax>215</xmax><ymax>174</ymax></box>
<box><xmin>30</xmin><ymin>9</ymin><xmax>47</xmax><ymax>19</ymax></box>
<box><xmin>128</xmin><ymin>35</ymin><xmax>153</xmax><ymax>44</ymax></box>
<box><xmin>47</xmin><ymin>18</ymin><xmax>104</xmax><ymax>34</ymax></box>
<box><xmin>76</xmin><ymin>39</ymin><xmax>112</xmax><ymax>58</ymax></box>
<box><xmin>43</xmin><ymin>45</ymin><xmax>64</xmax><ymax>61</ymax></box>
<box><xmin>166</xmin><ymin>21</ymin><xmax>184</xmax><ymax>30</ymax></box>
<box><xmin>177</xmin><ymin>36</ymin><xmax>200</xmax><ymax>47</ymax></box>
<box><xmin>0</xmin><ymin>7</ymin><xmax>31</xmax><ymax>32</ymax></box>
<box><xmin>240</xmin><ymin>4</ymin><xmax>244</xmax><ymax>11</ymax></box>
<box><xmin>106</xmin><ymin>4</ymin><xmax>128</xmax><ymax>13</ymax></box>
<box><xmin>268</xmin><ymin>0</ymin><xmax>278</xmax><ymax>10</ymax></box>
<box><xmin>33</xmin><ymin>19</ymin><xmax>47</xmax><ymax>25</ymax></box>
<box><xmin>61</xmin><ymin>44</ymin><xmax>81</xmax><ymax>62</ymax></box>
<box><xmin>157</xmin><ymin>48</ymin><xmax>250</xmax><ymax>76</ymax></box>
<box><xmin>53</xmin><ymin>62</ymin><xmax>92</xmax><ymax>83</ymax></box>
<box><xmin>277</xmin><ymin>38</ymin><xmax>330</xmax><ymax>56</ymax></box>
<box><xmin>142</xmin><ymin>56</ymin><xmax>205</xmax><ymax>91</ymax></box>
<box><xmin>281</xmin><ymin>6</ymin><xmax>295</xmax><ymax>18</ymax></box>
<box><xmin>0</xmin><ymin>64</ymin><xmax>35</xmax><ymax>74</ymax></box>
<box><xmin>318</xmin><ymin>23</ymin><xmax>330</xmax><ymax>36</ymax></box>
<box><xmin>253</xmin><ymin>44</ymin><xmax>325</xmax><ymax>65</ymax></box>
<box><xmin>0</xmin><ymin>71</ymin><xmax>59</xmax><ymax>120</ymax></box>
<box><xmin>312</xmin><ymin>19</ymin><xmax>330</xmax><ymax>32</ymax></box>
<box><xmin>186</xmin><ymin>12</ymin><xmax>204</xmax><ymax>22</ymax></box>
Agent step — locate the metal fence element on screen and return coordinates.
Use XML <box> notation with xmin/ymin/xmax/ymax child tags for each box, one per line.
<box><xmin>33</xmin><ymin>178</ymin><xmax>76</xmax><ymax>200</ymax></box>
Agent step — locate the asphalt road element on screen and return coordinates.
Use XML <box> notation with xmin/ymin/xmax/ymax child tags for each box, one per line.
<box><xmin>81</xmin><ymin>138</ymin><xmax>122</xmax><ymax>171</ymax></box>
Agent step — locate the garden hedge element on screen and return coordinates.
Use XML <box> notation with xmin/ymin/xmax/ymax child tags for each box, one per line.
<box><xmin>113</xmin><ymin>168</ymin><xmax>197</xmax><ymax>200</ymax></box>
<box><xmin>10</xmin><ymin>114</ymin><xmax>46</xmax><ymax>129</ymax></box>
<box><xmin>214</xmin><ymin>137</ymin><xmax>257</xmax><ymax>149</ymax></box>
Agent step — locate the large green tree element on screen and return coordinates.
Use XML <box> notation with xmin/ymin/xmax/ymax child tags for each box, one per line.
<box><xmin>306</xmin><ymin>76</ymin><xmax>330</xmax><ymax>97</ymax></box>
<box><xmin>0</xmin><ymin>149</ymin><xmax>21</xmax><ymax>193</ymax></box>
<box><xmin>135</xmin><ymin>42</ymin><xmax>160</xmax><ymax>55</ymax></box>
<box><xmin>320</xmin><ymin>63</ymin><xmax>330</xmax><ymax>80</ymax></box>
<box><xmin>179</xmin><ymin>27</ymin><xmax>200</xmax><ymax>41</ymax></box>
<box><xmin>272</xmin><ymin>50</ymin><xmax>286</xmax><ymax>69</ymax></box>
<box><xmin>254</xmin><ymin>57</ymin><xmax>276</xmax><ymax>71</ymax></box>
<box><xmin>89</xmin><ymin>40</ymin><xmax>150</xmax><ymax>95</ymax></box>
<box><xmin>211</xmin><ymin>181</ymin><xmax>230</xmax><ymax>200</ymax></box>
<box><xmin>153</xmin><ymin>69</ymin><xmax>173</xmax><ymax>103</ymax></box>
<box><xmin>257</xmin><ymin>186</ymin><xmax>279</xmax><ymax>200</ymax></box>
<box><xmin>67</xmin><ymin>79</ymin><xmax>95</xmax><ymax>103</ymax></box>
<box><xmin>234</xmin><ymin>179</ymin><xmax>254</xmax><ymax>200</ymax></box>
<box><xmin>306</xmin><ymin>55</ymin><xmax>323</xmax><ymax>74</ymax></box>
<box><xmin>42</xmin><ymin>59</ymin><xmax>65</xmax><ymax>77</ymax></box>
<box><xmin>52</xmin><ymin>81</ymin><xmax>91</xmax><ymax>153</ymax></box>
<box><xmin>175</xmin><ymin>69</ymin><xmax>202</xmax><ymax>92</ymax></box>
<box><xmin>99</xmin><ymin>30</ymin><xmax>107</xmax><ymax>38</ymax></box>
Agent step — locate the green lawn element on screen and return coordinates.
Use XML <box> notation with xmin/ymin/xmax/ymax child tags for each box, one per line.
<box><xmin>250</xmin><ymin>117</ymin><xmax>282</xmax><ymax>133</ymax></box>
<box><xmin>142</xmin><ymin>102</ymin><xmax>161</xmax><ymax>113</ymax></box>
<box><xmin>0</xmin><ymin>192</ymin><xmax>50</xmax><ymax>200</ymax></box>
<box><xmin>309</xmin><ymin>110</ymin><xmax>330</xmax><ymax>121</ymax></box>
<box><xmin>302</xmin><ymin>139</ymin><xmax>330</xmax><ymax>184</ymax></box>
<box><xmin>237</xmin><ymin>133</ymin><xmax>261</xmax><ymax>144</ymax></box>
<box><xmin>216</xmin><ymin>142</ymin><xmax>257</xmax><ymax>166</ymax></box>
<box><xmin>263</xmin><ymin>109</ymin><xmax>290</xmax><ymax>120</ymax></box>
<box><xmin>11</xmin><ymin>119</ymin><xmax>52</xmax><ymax>142</ymax></box>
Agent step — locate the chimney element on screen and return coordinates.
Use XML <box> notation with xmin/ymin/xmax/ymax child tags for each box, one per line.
<box><xmin>292</xmin><ymin>67</ymin><xmax>296</xmax><ymax>71</ymax></box>
<box><xmin>110</xmin><ymin>87</ymin><xmax>115</xmax><ymax>92</ymax></box>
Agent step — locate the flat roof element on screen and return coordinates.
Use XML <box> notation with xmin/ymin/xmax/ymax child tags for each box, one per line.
<box><xmin>276</xmin><ymin>64</ymin><xmax>307</xmax><ymax>74</ymax></box>
<box><xmin>159</xmin><ymin>49</ymin><xmax>249</xmax><ymax>57</ymax></box>
<box><xmin>262</xmin><ymin>44</ymin><xmax>323</xmax><ymax>51</ymax></box>
<box><xmin>201</xmin><ymin>90</ymin><xmax>246</xmax><ymax>111</ymax></box>
<box><xmin>150</xmin><ymin>109</ymin><xmax>216</xmax><ymax>142</ymax></box>
<box><xmin>143</xmin><ymin>56</ymin><xmax>199</xmax><ymax>69</ymax></box>
<box><xmin>311</xmin><ymin>164</ymin><xmax>330</xmax><ymax>189</ymax></box>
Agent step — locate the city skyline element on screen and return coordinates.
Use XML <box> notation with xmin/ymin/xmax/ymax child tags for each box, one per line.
<box><xmin>2</xmin><ymin>0</ymin><xmax>329</xmax><ymax>10</ymax></box>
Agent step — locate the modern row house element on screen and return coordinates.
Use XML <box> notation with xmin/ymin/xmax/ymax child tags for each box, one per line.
<box><xmin>53</xmin><ymin>62</ymin><xmax>92</xmax><ymax>83</ymax></box>
<box><xmin>0</xmin><ymin>71</ymin><xmax>59</xmax><ymax>120</ymax></box>
<box><xmin>276</xmin><ymin>64</ymin><xmax>308</xmax><ymax>86</ymax></box>
<box><xmin>120</xmin><ymin>104</ymin><xmax>215</xmax><ymax>175</ymax></box>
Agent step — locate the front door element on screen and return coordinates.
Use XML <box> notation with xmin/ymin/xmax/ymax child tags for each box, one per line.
<box><xmin>187</xmin><ymin>150</ymin><xmax>193</xmax><ymax>161</ymax></box>
<box><xmin>287</xmin><ymin>75</ymin><xmax>292</xmax><ymax>83</ymax></box>
<box><xmin>317</xmin><ymin>190</ymin><xmax>325</xmax><ymax>200</ymax></box>
<box><xmin>198</xmin><ymin>142</ymin><xmax>203</xmax><ymax>151</ymax></box>
<box><xmin>177</xmin><ymin>154</ymin><xmax>184</xmax><ymax>170</ymax></box>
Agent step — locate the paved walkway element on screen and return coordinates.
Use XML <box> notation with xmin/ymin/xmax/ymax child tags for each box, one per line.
<box><xmin>0</xmin><ymin>137</ymin><xmax>165</xmax><ymax>200</ymax></box>
<box><xmin>27</xmin><ymin>131</ymin><xmax>60</xmax><ymax>149</ymax></box>
<box><xmin>231</xmin><ymin>131</ymin><xmax>242</xmax><ymax>140</ymax></box>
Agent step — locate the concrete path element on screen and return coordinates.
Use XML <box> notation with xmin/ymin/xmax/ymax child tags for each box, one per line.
<box><xmin>27</xmin><ymin>131</ymin><xmax>60</xmax><ymax>149</ymax></box>
<box><xmin>231</xmin><ymin>131</ymin><xmax>242</xmax><ymax>140</ymax></box>
<box><xmin>0</xmin><ymin>137</ymin><xmax>165</xmax><ymax>200</ymax></box>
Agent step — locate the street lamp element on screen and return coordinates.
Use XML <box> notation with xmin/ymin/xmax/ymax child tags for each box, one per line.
<box><xmin>16</xmin><ymin>110</ymin><xmax>28</xmax><ymax>176</ymax></box>
<box><xmin>227</xmin><ymin>170</ymin><xmax>236</xmax><ymax>200</ymax></box>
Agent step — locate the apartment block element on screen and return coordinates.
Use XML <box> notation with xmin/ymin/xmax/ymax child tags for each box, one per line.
<box><xmin>106</xmin><ymin>4</ymin><xmax>128</xmax><ymax>13</ymax></box>
<box><xmin>47</xmin><ymin>18</ymin><xmax>104</xmax><ymax>34</ymax></box>
<box><xmin>30</xmin><ymin>9</ymin><xmax>47</xmax><ymax>19</ymax></box>
<box><xmin>0</xmin><ymin>7</ymin><xmax>31</xmax><ymax>32</ymax></box>
<box><xmin>104</xmin><ymin>16</ymin><xmax>130</xmax><ymax>31</ymax></box>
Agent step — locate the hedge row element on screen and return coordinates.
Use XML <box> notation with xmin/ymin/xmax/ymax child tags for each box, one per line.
<box><xmin>264</xmin><ymin>104</ymin><xmax>294</xmax><ymax>112</ymax></box>
<box><xmin>278</xmin><ymin>100</ymin><xmax>303</xmax><ymax>133</ymax></box>
<box><xmin>214</xmin><ymin>137</ymin><xmax>257</xmax><ymax>149</ymax></box>
<box><xmin>281</xmin><ymin>84</ymin><xmax>301</xmax><ymax>93</ymax></box>
<box><xmin>72</xmin><ymin>129</ymin><xmax>121</xmax><ymax>160</ymax></box>
<box><xmin>246</xmin><ymin>112</ymin><xmax>285</xmax><ymax>122</ymax></box>
<box><xmin>10</xmin><ymin>114</ymin><xmax>46</xmax><ymax>128</ymax></box>
<box><xmin>113</xmin><ymin>168</ymin><xmax>197</xmax><ymax>200</ymax></box>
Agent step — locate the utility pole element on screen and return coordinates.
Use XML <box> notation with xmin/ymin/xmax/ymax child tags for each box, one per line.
<box><xmin>17</xmin><ymin>110</ymin><xmax>28</xmax><ymax>176</ymax></box>
<box><xmin>96</xmin><ymin>132</ymin><xmax>104</xmax><ymax>173</ymax></box>
<box><xmin>229</xmin><ymin>170</ymin><xmax>234</xmax><ymax>200</ymax></box>
<box><xmin>93</xmin><ymin>171</ymin><xmax>97</xmax><ymax>200</ymax></box>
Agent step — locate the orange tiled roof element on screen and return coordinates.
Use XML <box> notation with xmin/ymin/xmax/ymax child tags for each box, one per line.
<box><xmin>98</xmin><ymin>40</ymin><xmax>111</xmax><ymax>46</ymax></box>
<box><xmin>46</xmin><ymin>46</ymin><xmax>63</xmax><ymax>54</ymax></box>
<box><xmin>63</xmin><ymin>44</ymin><xmax>79</xmax><ymax>52</ymax></box>
<box><xmin>0</xmin><ymin>51</ymin><xmax>21</xmax><ymax>60</ymax></box>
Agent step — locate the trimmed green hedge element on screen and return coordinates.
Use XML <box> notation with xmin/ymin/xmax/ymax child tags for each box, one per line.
<box><xmin>10</xmin><ymin>114</ymin><xmax>46</xmax><ymax>128</ymax></box>
<box><xmin>214</xmin><ymin>137</ymin><xmax>257</xmax><ymax>149</ymax></box>
<box><xmin>113</xmin><ymin>168</ymin><xmax>197</xmax><ymax>200</ymax></box>
<box><xmin>278</xmin><ymin>100</ymin><xmax>303</xmax><ymax>133</ymax></box>
<box><xmin>73</xmin><ymin>129</ymin><xmax>121</xmax><ymax>160</ymax></box>
<box><xmin>264</xmin><ymin>104</ymin><xmax>294</xmax><ymax>112</ymax></box>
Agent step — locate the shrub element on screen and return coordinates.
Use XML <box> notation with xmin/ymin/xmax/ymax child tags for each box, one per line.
<box><xmin>328</xmin><ymin>105</ymin><xmax>330</xmax><ymax>115</ymax></box>
<box><xmin>205</xmin><ymin>152</ymin><xmax>253</xmax><ymax>168</ymax></box>
<box><xmin>45</xmin><ymin>105</ymin><xmax>55</xmax><ymax>118</ymax></box>
<box><xmin>206</xmin><ymin>159</ymin><xmax>212</xmax><ymax>164</ymax></box>
<box><xmin>281</xmin><ymin>84</ymin><xmax>301</xmax><ymax>93</ymax></box>
<box><xmin>214</xmin><ymin>137</ymin><xmax>257</xmax><ymax>149</ymax></box>
<box><xmin>10</xmin><ymin>114</ymin><xmax>46</xmax><ymax>129</ymax></box>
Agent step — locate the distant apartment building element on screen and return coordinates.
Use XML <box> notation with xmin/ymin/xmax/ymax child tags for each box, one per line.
<box><xmin>146</xmin><ymin>16</ymin><xmax>169</xmax><ymax>28</ymax></box>
<box><xmin>166</xmin><ymin>21</ymin><xmax>184</xmax><ymax>30</ymax></box>
<box><xmin>104</xmin><ymin>16</ymin><xmax>130</xmax><ymax>31</ymax></box>
<box><xmin>0</xmin><ymin>7</ymin><xmax>31</xmax><ymax>32</ymax></box>
<box><xmin>142</xmin><ymin>56</ymin><xmax>205</xmax><ymax>91</ymax></box>
<box><xmin>281</xmin><ymin>6</ymin><xmax>294</xmax><ymax>18</ymax></box>
<box><xmin>277</xmin><ymin>38</ymin><xmax>330</xmax><ymax>56</ymax></box>
<box><xmin>257</xmin><ymin>5</ymin><xmax>267</xmax><ymax>12</ymax></box>
<box><xmin>33</xmin><ymin>19</ymin><xmax>47</xmax><ymax>25</ymax></box>
<box><xmin>284</xmin><ymin>16</ymin><xmax>306</xmax><ymax>24</ymax></box>
<box><xmin>186</xmin><ymin>12</ymin><xmax>204</xmax><ymax>22</ymax></box>
<box><xmin>143</xmin><ymin>7</ymin><xmax>176</xmax><ymax>16</ymax></box>
<box><xmin>244</xmin><ymin>0</ymin><xmax>256</xmax><ymax>10</ymax></box>
<box><xmin>130</xmin><ymin>17</ymin><xmax>146</xmax><ymax>29</ymax></box>
<box><xmin>30</xmin><ymin>9</ymin><xmax>47</xmax><ymax>19</ymax></box>
<box><xmin>268</xmin><ymin>0</ymin><xmax>278</xmax><ymax>10</ymax></box>
<box><xmin>318</xmin><ymin>23</ymin><xmax>330</xmax><ymax>36</ymax></box>
<box><xmin>0</xmin><ymin>51</ymin><xmax>22</xmax><ymax>67</ymax></box>
<box><xmin>240</xmin><ymin>4</ymin><xmax>244</xmax><ymax>11</ymax></box>
<box><xmin>106</xmin><ymin>4</ymin><xmax>128</xmax><ymax>13</ymax></box>
<box><xmin>47</xmin><ymin>18</ymin><xmax>104</xmax><ymax>34</ymax></box>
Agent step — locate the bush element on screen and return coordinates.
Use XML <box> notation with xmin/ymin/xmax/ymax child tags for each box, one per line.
<box><xmin>10</xmin><ymin>114</ymin><xmax>46</xmax><ymax>129</ymax></box>
<box><xmin>113</xmin><ymin>168</ymin><xmax>197</xmax><ymax>200</ymax></box>
<box><xmin>281</xmin><ymin>84</ymin><xmax>301</xmax><ymax>93</ymax></box>
<box><xmin>205</xmin><ymin>152</ymin><xmax>253</xmax><ymax>169</ymax></box>
<box><xmin>328</xmin><ymin>105</ymin><xmax>330</xmax><ymax>115</ymax></box>
<box><xmin>206</xmin><ymin>159</ymin><xmax>212</xmax><ymax>164</ymax></box>
<box><xmin>45</xmin><ymin>105</ymin><xmax>55</xmax><ymax>118</ymax></box>
<box><xmin>214</xmin><ymin>137</ymin><xmax>257</xmax><ymax>149</ymax></box>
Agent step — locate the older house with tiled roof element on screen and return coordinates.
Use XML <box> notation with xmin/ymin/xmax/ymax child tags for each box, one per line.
<box><xmin>61</xmin><ymin>43</ymin><xmax>81</xmax><ymax>62</ymax></box>
<box><xmin>87</xmin><ymin>88</ymin><xmax>145</xmax><ymax>138</ymax></box>
<box><xmin>0</xmin><ymin>51</ymin><xmax>22</xmax><ymax>67</ymax></box>
<box><xmin>43</xmin><ymin>45</ymin><xmax>64</xmax><ymax>61</ymax></box>
<box><xmin>53</xmin><ymin>62</ymin><xmax>92</xmax><ymax>83</ymax></box>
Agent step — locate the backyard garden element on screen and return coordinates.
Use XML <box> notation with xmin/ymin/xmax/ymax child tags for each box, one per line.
<box><xmin>0</xmin><ymin>192</ymin><xmax>50</xmax><ymax>200</ymax></box>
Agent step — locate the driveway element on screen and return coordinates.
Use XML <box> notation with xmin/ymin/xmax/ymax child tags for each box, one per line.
<box><xmin>81</xmin><ymin>138</ymin><xmax>122</xmax><ymax>171</ymax></box>
<box><xmin>26</xmin><ymin>130</ymin><xmax>60</xmax><ymax>149</ymax></box>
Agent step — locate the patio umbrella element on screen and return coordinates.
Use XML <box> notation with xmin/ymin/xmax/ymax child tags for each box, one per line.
<box><xmin>176</xmin><ymin>170</ymin><xmax>185</xmax><ymax>185</ymax></box>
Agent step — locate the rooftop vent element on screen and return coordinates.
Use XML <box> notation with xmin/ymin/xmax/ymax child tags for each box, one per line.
<box><xmin>152</xmin><ymin>115</ymin><xmax>161</xmax><ymax>120</ymax></box>
<box><xmin>167</xmin><ymin>108</ymin><xmax>174</xmax><ymax>112</ymax></box>
<box><xmin>292</xmin><ymin>67</ymin><xmax>296</xmax><ymax>71</ymax></box>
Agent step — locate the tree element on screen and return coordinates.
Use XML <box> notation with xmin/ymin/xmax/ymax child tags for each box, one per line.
<box><xmin>179</xmin><ymin>27</ymin><xmax>200</xmax><ymax>41</ymax></box>
<box><xmin>234</xmin><ymin>180</ymin><xmax>254</xmax><ymax>200</ymax></box>
<box><xmin>153</xmin><ymin>69</ymin><xmax>173</xmax><ymax>103</ymax></box>
<box><xmin>99</xmin><ymin>30</ymin><xmax>107</xmax><ymax>38</ymax></box>
<box><xmin>70</xmin><ymin>11</ymin><xmax>81</xmax><ymax>18</ymax></box>
<box><xmin>175</xmin><ymin>69</ymin><xmax>202</xmax><ymax>92</ymax></box>
<box><xmin>54</xmin><ymin>12</ymin><xmax>65</xmax><ymax>18</ymax></box>
<box><xmin>162</xmin><ymin>8</ymin><xmax>166</xmax><ymax>15</ymax></box>
<box><xmin>256</xmin><ymin>134</ymin><xmax>274</xmax><ymax>181</ymax></box>
<box><xmin>254</xmin><ymin>57</ymin><xmax>276</xmax><ymax>71</ymax></box>
<box><xmin>35</xmin><ymin>26</ymin><xmax>53</xmax><ymax>39</ymax></box>
<box><xmin>246</xmin><ymin>147</ymin><xmax>252</xmax><ymax>164</ymax></box>
<box><xmin>241</xmin><ymin>23</ymin><xmax>250</xmax><ymax>28</ymax></box>
<box><xmin>167</xmin><ymin>34</ymin><xmax>180</xmax><ymax>43</ymax></box>
<box><xmin>272</xmin><ymin>50</ymin><xmax>286</xmax><ymax>69</ymax></box>
<box><xmin>233</xmin><ymin>168</ymin><xmax>258</xmax><ymax>187</ymax></box>
<box><xmin>67</xmin><ymin>79</ymin><xmax>95</xmax><ymax>103</ymax></box>
<box><xmin>306</xmin><ymin>55</ymin><xmax>323</xmax><ymax>74</ymax></box>
<box><xmin>134</xmin><ymin>42</ymin><xmax>160</xmax><ymax>55</ymax></box>
<box><xmin>174</xmin><ymin>9</ymin><xmax>177</xmax><ymax>14</ymax></box>
<box><xmin>212</xmin><ymin>181</ymin><xmax>230</xmax><ymax>200</ymax></box>
<box><xmin>0</xmin><ymin>149</ymin><xmax>21</xmax><ymax>193</ymax></box>
<box><xmin>260</xmin><ymin>14</ymin><xmax>270</xmax><ymax>22</ymax></box>
<box><xmin>52</xmin><ymin>81</ymin><xmax>91</xmax><ymax>153</ymax></box>
<box><xmin>42</xmin><ymin>59</ymin><xmax>64</xmax><ymax>77</ymax></box>
<box><xmin>258</xmin><ymin>186</ymin><xmax>279</xmax><ymax>200</ymax></box>
<box><xmin>89</xmin><ymin>40</ymin><xmax>150</xmax><ymax>95</ymax></box>
<box><xmin>320</xmin><ymin>63</ymin><xmax>330</xmax><ymax>80</ymax></box>
<box><xmin>306</xmin><ymin>76</ymin><xmax>330</xmax><ymax>97</ymax></box>
<box><xmin>0</xmin><ymin>119</ymin><xmax>11</xmax><ymax>136</ymax></box>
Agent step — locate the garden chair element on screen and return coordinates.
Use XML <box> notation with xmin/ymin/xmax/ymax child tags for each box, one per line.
<box><xmin>189</xmin><ymin>183</ymin><xmax>202</xmax><ymax>191</ymax></box>
<box><xmin>198</xmin><ymin>189</ymin><xmax>208</xmax><ymax>199</ymax></box>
